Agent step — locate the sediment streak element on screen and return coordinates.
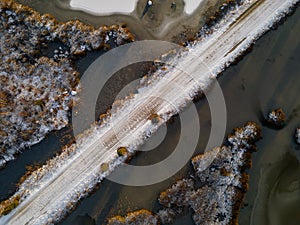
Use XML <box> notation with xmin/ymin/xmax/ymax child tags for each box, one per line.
<box><xmin>0</xmin><ymin>0</ymin><xmax>298</xmax><ymax>224</ymax></box>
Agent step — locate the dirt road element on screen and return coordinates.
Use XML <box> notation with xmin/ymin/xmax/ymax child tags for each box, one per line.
<box><xmin>1</xmin><ymin>0</ymin><xmax>298</xmax><ymax>224</ymax></box>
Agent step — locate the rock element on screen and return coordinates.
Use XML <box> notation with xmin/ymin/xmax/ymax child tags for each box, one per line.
<box><xmin>148</xmin><ymin>114</ymin><xmax>161</xmax><ymax>124</ymax></box>
<box><xmin>117</xmin><ymin>147</ymin><xmax>129</xmax><ymax>158</ymax></box>
<box><xmin>71</xmin><ymin>90</ymin><xmax>77</xmax><ymax>96</ymax></box>
<box><xmin>266</xmin><ymin>108</ymin><xmax>286</xmax><ymax>128</ymax></box>
<box><xmin>100</xmin><ymin>163</ymin><xmax>109</xmax><ymax>172</ymax></box>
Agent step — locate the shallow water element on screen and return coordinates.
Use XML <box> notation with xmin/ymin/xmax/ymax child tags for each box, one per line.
<box><xmin>0</xmin><ymin>1</ymin><xmax>299</xmax><ymax>225</ymax></box>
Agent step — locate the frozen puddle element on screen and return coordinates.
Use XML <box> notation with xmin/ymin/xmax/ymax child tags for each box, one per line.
<box><xmin>69</xmin><ymin>0</ymin><xmax>204</xmax><ymax>15</ymax></box>
<box><xmin>184</xmin><ymin>0</ymin><xmax>204</xmax><ymax>14</ymax></box>
<box><xmin>70</xmin><ymin>0</ymin><xmax>138</xmax><ymax>15</ymax></box>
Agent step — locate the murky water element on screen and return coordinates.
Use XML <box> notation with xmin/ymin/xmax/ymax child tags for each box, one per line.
<box><xmin>1</xmin><ymin>1</ymin><xmax>299</xmax><ymax>225</ymax></box>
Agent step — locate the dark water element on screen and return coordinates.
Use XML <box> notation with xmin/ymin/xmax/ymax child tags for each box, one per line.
<box><xmin>0</xmin><ymin>126</ymin><xmax>73</xmax><ymax>201</ymax></box>
<box><xmin>0</xmin><ymin>1</ymin><xmax>299</xmax><ymax>225</ymax></box>
<box><xmin>64</xmin><ymin>7</ymin><xmax>300</xmax><ymax>225</ymax></box>
<box><xmin>15</xmin><ymin>0</ymin><xmax>222</xmax><ymax>42</ymax></box>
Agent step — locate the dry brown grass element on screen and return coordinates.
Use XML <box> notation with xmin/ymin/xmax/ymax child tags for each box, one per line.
<box><xmin>0</xmin><ymin>195</ymin><xmax>20</xmax><ymax>216</ymax></box>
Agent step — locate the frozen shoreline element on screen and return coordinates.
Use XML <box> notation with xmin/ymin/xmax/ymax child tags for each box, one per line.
<box><xmin>69</xmin><ymin>0</ymin><xmax>205</xmax><ymax>15</ymax></box>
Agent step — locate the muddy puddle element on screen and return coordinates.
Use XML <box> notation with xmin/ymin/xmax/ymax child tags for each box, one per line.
<box><xmin>0</xmin><ymin>1</ymin><xmax>299</xmax><ymax>225</ymax></box>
